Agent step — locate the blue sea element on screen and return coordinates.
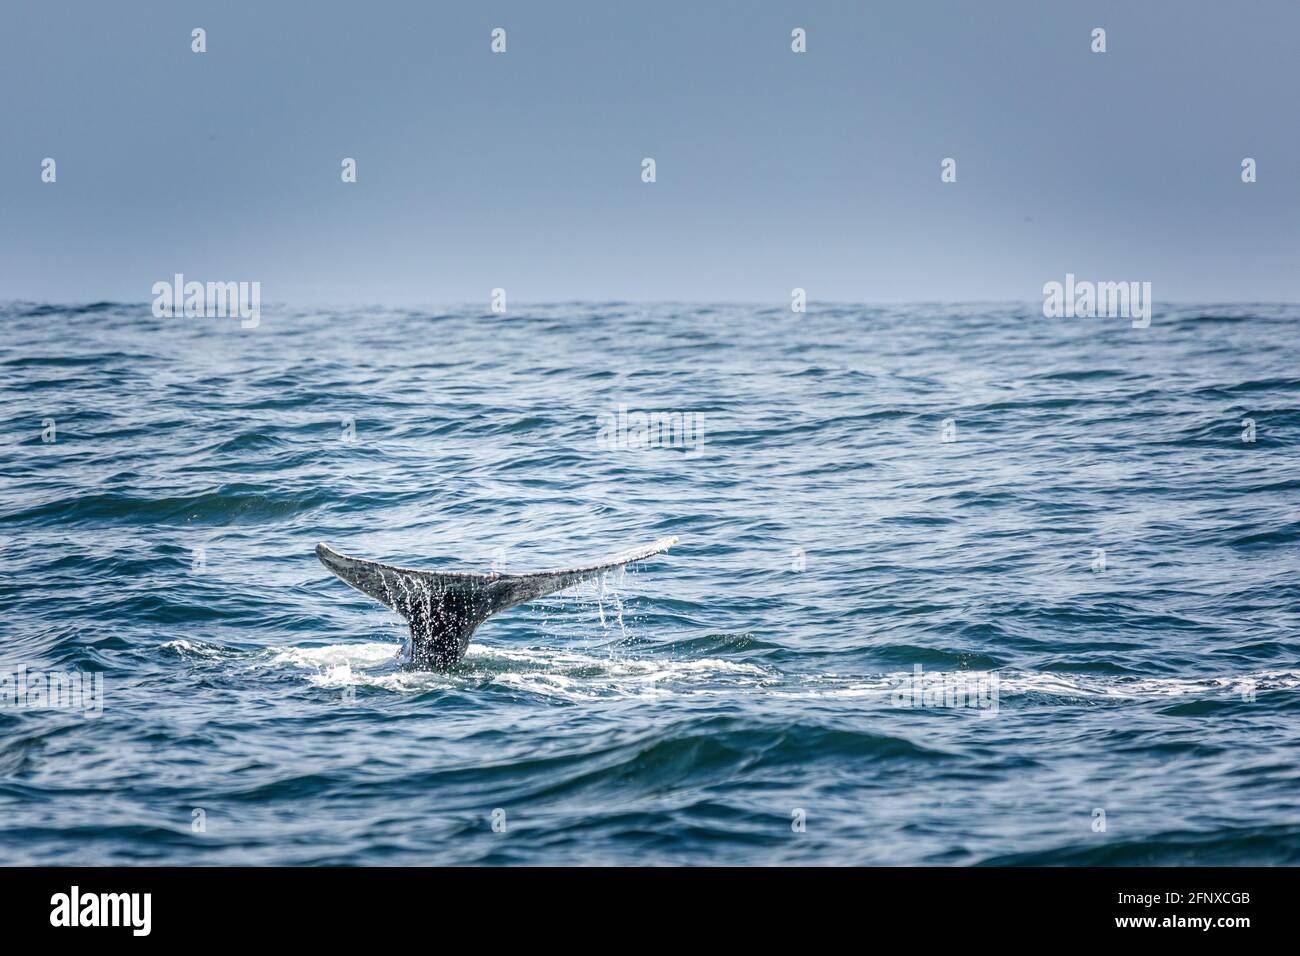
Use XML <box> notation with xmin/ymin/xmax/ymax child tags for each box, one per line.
<box><xmin>2</xmin><ymin>301</ymin><xmax>1298</xmax><ymax>865</ymax></box>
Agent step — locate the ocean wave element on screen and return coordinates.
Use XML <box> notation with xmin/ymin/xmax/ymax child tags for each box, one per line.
<box><xmin>6</xmin><ymin>301</ymin><xmax>1300</xmax><ymax>864</ymax></box>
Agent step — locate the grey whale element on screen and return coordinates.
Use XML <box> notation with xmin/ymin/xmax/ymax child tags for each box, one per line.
<box><xmin>317</xmin><ymin>536</ymin><xmax>677</xmax><ymax>670</ymax></box>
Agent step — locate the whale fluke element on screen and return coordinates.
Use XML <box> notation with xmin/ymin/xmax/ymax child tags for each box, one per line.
<box><xmin>316</xmin><ymin>536</ymin><xmax>678</xmax><ymax>670</ymax></box>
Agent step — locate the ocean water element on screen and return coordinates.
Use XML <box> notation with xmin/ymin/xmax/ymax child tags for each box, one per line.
<box><xmin>1</xmin><ymin>300</ymin><xmax>1298</xmax><ymax>866</ymax></box>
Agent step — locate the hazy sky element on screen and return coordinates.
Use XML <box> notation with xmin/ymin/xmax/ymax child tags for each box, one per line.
<box><xmin>2</xmin><ymin>0</ymin><xmax>1297</xmax><ymax>305</ymax></box>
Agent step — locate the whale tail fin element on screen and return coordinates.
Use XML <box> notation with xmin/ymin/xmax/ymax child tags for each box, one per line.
<box><xmin>316</xmin><ymin>536</ymin><xmax>677</xmax><ymax>670</ymax></box>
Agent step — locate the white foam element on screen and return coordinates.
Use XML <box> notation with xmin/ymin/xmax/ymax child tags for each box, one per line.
<box><xmin>772</xmin><ymin>668</ymin><xmax>1300</xmax><ymax>703</ymax></box>
<box><xmin>248</xmin><ymin>637</ymin><xmax>1300</xmax><ymax>707</ymax></box>
<box><xmin>160</xmin><ymin>639</ymin><xmax>229</xmax><ymax>659</ymax></box>
<box><xmin>996</xmin><ymin>668</ymin><xmax>1300</xmax><ymax>700</ymax></box>
<box><xmin>266</xmin><ymin>642</ymin><xmax>401</xmax><ymax>670</ymax></box>
<box><xmin>255</xmin><ymin>638</ymin><xmax>770</xmax><ymax>700</ymax></box>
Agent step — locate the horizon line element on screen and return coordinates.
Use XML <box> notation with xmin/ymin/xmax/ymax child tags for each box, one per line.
<box><xmin>5</xmin><ymin>297</ymin><xmax>1299</xmax><ymax>311</ymax></box>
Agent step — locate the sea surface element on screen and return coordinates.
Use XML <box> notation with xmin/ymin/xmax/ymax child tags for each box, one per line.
<box><xmin>1</xmin><ymin>301</ymin><xmax>1298</xmax><ymax>865</ymax></box>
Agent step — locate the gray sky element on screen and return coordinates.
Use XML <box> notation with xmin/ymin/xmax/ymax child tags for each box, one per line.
<box><xmin>2</xmin><ymin>0</ymin><xmax>1297</xmax><ymax>305</ymax></box>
